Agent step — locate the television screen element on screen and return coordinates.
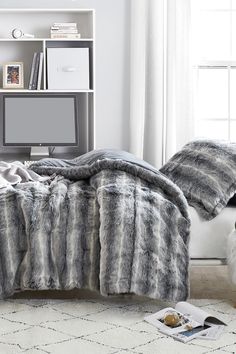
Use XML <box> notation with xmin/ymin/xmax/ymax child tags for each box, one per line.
<box><xmin>3</xmin><ymin>95</ymin><xmax>78</xmax><ymax>146</ymax></box>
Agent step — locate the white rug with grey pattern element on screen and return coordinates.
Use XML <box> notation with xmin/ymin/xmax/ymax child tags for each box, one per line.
<box><xmin>0</xmin><ymin>296</ymin><xmax>235</xmax><ymax>354</ymax></box>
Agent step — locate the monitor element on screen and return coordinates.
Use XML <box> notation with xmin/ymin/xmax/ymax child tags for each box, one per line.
<box><xmin>3</xmin><ymin>95</ymin><xmax>78</xmax><ymax>157</ymax></box>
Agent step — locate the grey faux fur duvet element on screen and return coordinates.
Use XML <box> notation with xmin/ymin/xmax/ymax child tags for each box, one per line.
<box><xmin>0</xmin><ymin>150</ymin><xmax>190</xmax><ymax>301</ymax></box>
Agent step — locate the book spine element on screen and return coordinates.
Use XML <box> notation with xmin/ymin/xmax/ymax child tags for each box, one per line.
<box><xmin>28</xmin><ymin>52</ymin><xmax>37</xmax><ymax>90</ymax></box>
<box><xmin>51</xmin><ymin>26</ymin><xmax>77</xmax><ymax>30</ymax></box>
<box><xmin>50</xmin><ymin>29</ymin><xmax>78</xmax><ymax>34</ymax></box>
<box><xmin>50</xmin><ymin>33</ymin><xmax>81</xmax><ymax>39</ymax></box>
<box><xmin>37</xmin><ymin>53</ymin><xmax>44</xmax><ymax>90</ymax></box>
<box><xmin>53</xmin><ymin>22</ymin><xmax>77</xmax><ymax>27</ymax></box>
<box><xmin>32</xmin><ymin>53</ymin><xmax>40</xmax><ymax>90</ymax></box>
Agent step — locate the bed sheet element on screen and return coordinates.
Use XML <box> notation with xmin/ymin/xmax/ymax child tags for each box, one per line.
<box><xmin>189</xmin><ymin>206</ymin><xmax>236</xmax><ymax>259</ymax></box>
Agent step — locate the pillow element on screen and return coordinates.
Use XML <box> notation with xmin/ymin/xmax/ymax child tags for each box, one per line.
<box><xmin>160</xmin><ymin>140</ymin><xmax>236</xmax><ymax>220</ymax></box>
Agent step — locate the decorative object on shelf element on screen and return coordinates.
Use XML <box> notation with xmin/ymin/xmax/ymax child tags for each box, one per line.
<box><xmin>3</xmin><ymin>62</ymin><xmax>24</xmax><ymax>89</ymax></box>
<box><xmin>11</xmin><ymin>28</ymin><xmax>35</xmax><ymax>39</ymax></box>
<box><xmin>50</xmin><ymin>22</ymin><xmax>81</xmax><ymax>39</ymax></box>
<box><xmin>29</xmin><ymin>52</ymin><xmax>43</xmax><ymax>90</ymax></box>
<box><xmin>47</xmin><ymin>48</ymin><xmax>90</xmax><ymax>90</ymax></box>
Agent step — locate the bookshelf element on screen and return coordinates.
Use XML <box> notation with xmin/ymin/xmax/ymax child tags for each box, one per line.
<box><xmin>0</xmin><ymin>9</ymin><xmax>95</xmax><ymax>158</ymax></box>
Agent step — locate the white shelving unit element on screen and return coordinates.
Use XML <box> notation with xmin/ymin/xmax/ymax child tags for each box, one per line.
<box><xmin>0</xmin><ymin>8</ymin><xmax>95</xmax><ymax>157</ymax></box>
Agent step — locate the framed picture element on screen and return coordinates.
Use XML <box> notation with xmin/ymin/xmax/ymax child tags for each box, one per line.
<box><xmin>3</xmin><ymin>62</ymin><xmax>24</xmax><ymax>89</ymax></box>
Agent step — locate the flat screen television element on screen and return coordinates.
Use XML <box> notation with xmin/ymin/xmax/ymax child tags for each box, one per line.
<box><xmin>3</xmin><ymin>95</ymin><xmax>78</xmax><ymax>157</ymax></box>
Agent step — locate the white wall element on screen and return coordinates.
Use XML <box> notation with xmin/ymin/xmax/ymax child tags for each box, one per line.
<box><xmin>0</xmin><ymin>0</ymin><xmax>130</xmax><ymax>150</ymax></box>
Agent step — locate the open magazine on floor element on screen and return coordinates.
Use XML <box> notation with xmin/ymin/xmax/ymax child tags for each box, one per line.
<box><xmin>144</xmin><ymin>302</ymin><xmax>226</xmax><ymax>343</ymax></box>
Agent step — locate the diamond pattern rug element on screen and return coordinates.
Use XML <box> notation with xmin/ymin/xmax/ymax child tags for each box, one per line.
<box><xmin>0</xmin><ymin>296</ymin><xmax>235</xmax><ymax>354</ymax></box>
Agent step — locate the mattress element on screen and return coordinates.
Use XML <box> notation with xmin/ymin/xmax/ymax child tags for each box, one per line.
<box><xmin>189</xmin><ymin>206</ymin><xmax>236</xmax><ymax>259</ymax></box>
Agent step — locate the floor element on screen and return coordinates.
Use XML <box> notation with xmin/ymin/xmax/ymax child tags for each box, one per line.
<box><xmin>190</xmin><ymin>265</ymin><xmax>236</xmax><ymax>300</ymax></box>
<box><xmin>0</xmin><ymin>266</ymin><xmax>235</xmax><ymax>354</ymax></box>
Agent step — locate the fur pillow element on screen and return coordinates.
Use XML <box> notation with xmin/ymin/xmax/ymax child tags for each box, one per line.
<box><xmin>160</xmin><ymin>140</ymin><xmax>236</xmax><ymax>220</ymax></box>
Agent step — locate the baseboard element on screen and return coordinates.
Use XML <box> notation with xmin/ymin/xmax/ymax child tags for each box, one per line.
<box><xmin>190</xmin><ymin>258</ymin><xmax>227</xmax><ymax>266</ymax></box>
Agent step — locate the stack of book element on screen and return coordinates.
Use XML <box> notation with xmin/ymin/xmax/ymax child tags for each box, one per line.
<box><xmin>50</xmin><ymin>22</ymin><xmax>81</xmax><ymax>39</ymax></box>
<box><xmin>29</xmin><ymin>52</ymin><xmax>43</xmax><ymax>90</ymax></box>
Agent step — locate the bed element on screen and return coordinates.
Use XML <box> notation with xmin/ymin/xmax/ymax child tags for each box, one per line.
<box><xmin>159</xmin><ymin>139</ymin><xmax>236</xmax><ymax>286</ymax></box>
<box><xmin>0</xmin><ymin>139</ymin><xmax>236</xmax><ymax>302</ymax></box>
<box><xmin>0</xmin><ymin>149</ymin><xmax>190</xmax><ymax>302</ymax></box>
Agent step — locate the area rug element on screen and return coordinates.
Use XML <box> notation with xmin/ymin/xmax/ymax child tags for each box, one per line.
<box><xmin>0</xmin><ymin>297</ymin><xmax>235</xmax><ymax>354</ymax></box>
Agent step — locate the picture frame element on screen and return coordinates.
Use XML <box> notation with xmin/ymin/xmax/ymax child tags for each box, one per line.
<box><xmin>3</xmin><ymin>62</ymin><xmax>24</xmax><ymax>89</ymax></box>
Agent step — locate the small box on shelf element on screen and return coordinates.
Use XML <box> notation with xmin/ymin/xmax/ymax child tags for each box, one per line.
<box><xmin>47</xmin><ymin>47</ymin><xmax>90</xmax><ymax>90</ymax></box>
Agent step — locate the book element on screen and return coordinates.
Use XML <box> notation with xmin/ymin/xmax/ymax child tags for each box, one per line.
<box><xmin>144</xmin><ymin>301</ymin><xmax>226</xmax><ymax>343</ymax></box>
<box><xmin>28</xmin><ymin>52</ymin><xmax>37</xmax><ymax>89</ymax></box>
<box><xmin>31</xmin><ymin>53</ymin><xmax>40</xmax><ymax>90</ymax></box>
<box><xmin>50</xmin><ymin>33</ymin><xmax>81</xmax><ymax>39</ymax></box>
<box><xmin>51</xmin><ymin>26</ymin><xmax>78</xmax><ymax>30</ymax></box>
<box><xmin>50</xmin><ymin>29</ymin><xmax>78</xmax><ymax>34</ymax></box>
<box><xmin>50</xmin><ymin>23</ymin><xmax>78</xmax><ymax>31</ymax></box>
<box><xmin>53</xmin><ymin>22</ymin><xmax>77</xmax><ymax>27</ymax></box>
<box><xmin>37</xmin><ymin>53</ymin><xmax>43</xmax><ymax>90</ymax></box>
<box><xmin>50</xmin><ymin>22</ymin><xmax>79</xmax><ymax>37</ymax></box>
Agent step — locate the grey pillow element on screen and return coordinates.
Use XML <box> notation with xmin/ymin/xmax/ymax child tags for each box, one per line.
<box><xmin>160</xmin><ymin>140</ymin><xmax>236</xmax><ymax>220</ymax></box>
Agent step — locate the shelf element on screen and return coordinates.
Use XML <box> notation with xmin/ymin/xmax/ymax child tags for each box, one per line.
<box><xmin>0</xmin><ymin>9</ymin><xmax>94</xmax><ymax>40</ymax></box>
<box><xmin>46</xmin><ymin>38</ymin><xmax>94</xmax><ymax>42</ymax></box>
<box><xmin>0</xmin><ymin>38</ymin><xmax>43</xmax><ymax>42</ymax></box>
<box><xmin>0</xmin><ymin>38</ymin><xmax>94</xmax><ymax>42</ymax></box>
<box><xmin>0</xmin><ymin>152</ymin><xmax>82</xmax><ymax>161</ymax></box>
<box><xmin>0</xmin><ymin>9</ymin><xmax>95</xmax><ymax>13</ymax></box>
<box><xmin>46</xmin><ymin>89</ymin><xmax>94</xmax><ymax>93</ymax></box>
<box><xmin>0</xmin><ymin>89</ymin><xmax>94</xmax><ymax>93</ymax></box>
<box><xmin>0</xmin><ymin>8</ymin><xmax>95</xmax><ymax>153</ymax></box>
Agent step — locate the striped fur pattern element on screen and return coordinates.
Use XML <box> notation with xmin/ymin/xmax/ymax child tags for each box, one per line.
<box><xmin>160</xmin><ymin>140</ymin><xmax>236</xmax><ymax>220</ymax></box>
<box><xmin>0</xmin><ymin>151</ymin><xmax>190</xmax><ymax>301</ymax></box>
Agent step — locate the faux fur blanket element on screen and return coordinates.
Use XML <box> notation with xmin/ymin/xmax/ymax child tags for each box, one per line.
<box><xmin>0</xmin><ymin>150</ymin><xmax>190</xmax><ymax>301</ymax></box>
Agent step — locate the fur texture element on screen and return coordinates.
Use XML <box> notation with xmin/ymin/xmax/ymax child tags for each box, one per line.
<box><xmin>0</xmin><ymin>150</ymin><xmax>190</xmax><ymax>301</ymax></box>
<box><xmin>160</xmin><ymin>140</ymin><xmax>236</xmax><ymax>220</ymax></box>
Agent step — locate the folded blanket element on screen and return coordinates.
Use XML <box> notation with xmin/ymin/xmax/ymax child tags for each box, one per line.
<box><xmin>0</xmin><ymin>150</ymin><xmax>190</xmax><ymax>301</ymax></box>
<box><xmin>0</xmin><ymin>161</ymin><xmax>47</xmax><ymax>189</ymax></box>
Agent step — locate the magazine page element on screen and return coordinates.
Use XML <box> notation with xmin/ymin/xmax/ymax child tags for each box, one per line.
<box><xmin>199</xmin><ymin>324</ymin><xmax>225</xmax><ymax>340</ymax></box>
<box><xmin>144</xmin><ymin>307</ymin><xmax>201</xmax><ymax>335</ymax></box>
<box><xmin>171</xmin><ymin>324</ymin><xmax>211</xmax><ymax>343</ymax></box>
<box><xmin>175</xmin><ymin>302</ymin><xmax>210</xmax><ymax>325</ymax></box>
<box><xmin>175</xmin><ymin>302</ymin><xmax>226</xmax><ymax>326</ymax></box>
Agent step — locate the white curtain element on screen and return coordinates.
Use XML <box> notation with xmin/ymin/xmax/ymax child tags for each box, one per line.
<box><xmin>129</xmin><ymin>0</ymin><xmax>193</xmax><ymax>168</ymax></box>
